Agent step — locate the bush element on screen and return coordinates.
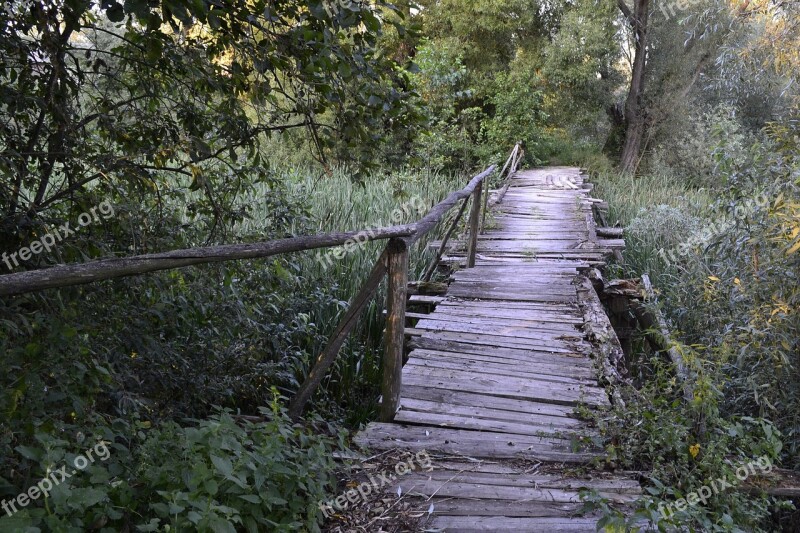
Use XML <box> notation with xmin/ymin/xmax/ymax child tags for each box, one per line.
<box><xmin>588</xmin><ymin>116</ymin><xmax>800</xmax><ymax>530</ymax></box>
<box><xmin>0</xmin><ymin>402</ymin><xmax>344</xmax><ymax>532</ymax></box>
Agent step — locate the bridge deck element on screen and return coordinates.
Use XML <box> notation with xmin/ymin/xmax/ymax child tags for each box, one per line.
<box><xmin>352</xmin><ymin>168</ymin><xmax>638</xmax><ymax>531</ymax></box>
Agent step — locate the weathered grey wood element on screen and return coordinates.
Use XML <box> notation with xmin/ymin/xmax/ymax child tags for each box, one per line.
<box><xmin>412</xmin><ymin>499</ymin><xmax>585</xmax><ymax>518</ymax></box>
<box><xmin>404</xmin><ymin>328</ymin><xmax>584</xmax><ymax>354</ymax></box>
<box><xmin>483</xmin><ymin>142</ymin><xmax>519</xmax><ymax>229</ymax></box>
<box><xmin>392</xmin><ymin>479</ymin><xmax>633</xmax><ymax>504</ymax></box>
<box><xmin>421</xmin><ymin>197</ymin><xmax>470</xmax><ymax>282</ymax></box>
<box><xmin>416</xmin><ymin>309</ymin><xmax>582</xmax><ymax>329</ymax></box>
<box><xmin>394</xmin><ymin>409</ymin><xmax>594</xmax><ymax>438</ymax></box>
<box><xmin>347</xmin><ymin>167</ymin><xmax>642</xmax><ymax>529</ymax></box>
<box><xmin>425</xmin><ymin>516</ymin><xmax>605</xmax><ymax>531</ymax></box>
<box><xmin>466</xmin><ymin>180</ymin><xmax>483</xmax><ymax>268</ymax></box>
<box><xmin>402</xmin><ymin>369</ymin><xmax>609</xmax><ymax>407</ymax></box>
<box><xmin>576</xmin><ymin>275</ymin><xmax>628</xmax><ymax>409</ymax></box>
<box><xmin>597</xmin><ymin>226</ymin><xmax>624</xmax><ymax>238</ymax></box>
<box><xmin>288</xmin><ymin>248</ymin><xmax>388</xmax><ymax>419</ymax></box>
<box><xmin>397</xmin><ymin>397</ymin><xmax>584</xmax><ymax>429</ymax></box>
<box><xmin>354</xmin><ymin>423</ymin><xmax>600</xmax><ymax>461</ymax></box>
<box><xmin>408</xmin><ymin>294</ymin><xmax>446</xmax><ymax>305</ymax></box>
<box><xmin>407</xmin><ymin>337</ymin><xmax>592</xmax><ymax>365</ymax></box>
<box><xmin>402</xmin><ymin>469</ymin><xmax>641</xmax><ymax>492</ymax></box>
<box><xmin>381</xmin><ymin>238</ymin><xmax>408</xmax><ymax>422</ymax></box>
<box><xmin>408</xmin><ymin>349</ymin><xmax>595</xmax><ymax>379</ymax></box>
<box><xmin>0</xmin><ymin>225</ymin><xmax>415</xmax><ymax>297</ymax></box>
<box><xmin>400</xmin><ymin>385</ymin><xmax>580</xmax><ymax>418</ymax></box>
<box><xmin>493</xmin><ymin>144</ymin><xmax>523</xmax><ymax>206</ymax></box>
<box><xmin>405</xmin><ymin>357</ymin><xmax>595</xmax><ymax>385</ymax></box>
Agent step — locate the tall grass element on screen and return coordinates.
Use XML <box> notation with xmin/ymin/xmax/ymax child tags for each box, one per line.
<box><xmin>232</xmin><ymin>165</ymin><xmax>476</xmax><ymax>421</ymax></box>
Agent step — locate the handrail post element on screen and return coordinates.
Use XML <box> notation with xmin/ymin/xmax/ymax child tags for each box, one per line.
<box><xmin>466</xmin><ymin>180</ymin><xmax>483</xmax><ymax>268</ymax></box>
<box><xmin>381</xmin><ymin>237</ymin><xmax>408</xmax><ymax>422</ymax></box>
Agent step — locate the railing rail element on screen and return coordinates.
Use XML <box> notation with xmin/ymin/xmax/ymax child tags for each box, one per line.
<box><xmin>0</xmin><ymin>144</ymin><xmax>523</xmax><ymax>420</ymax></box>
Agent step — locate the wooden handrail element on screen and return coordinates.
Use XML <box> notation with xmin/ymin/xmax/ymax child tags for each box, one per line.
<box><xmin>0</xmin><ymin>144</ymin><xmax>518</xmax><ymax>421</ymax></box>
<box><xmin>481</xmin><ymin>142</ymin><xmax>521</xmax><ymax>233</ymax></box>
<box><xmin>493</xmin><ymin>143</ymin><xmax>524</xmax><ymax>206</ymax></box>
<box><xmin>288</xmin><ymin>163</ymin><xmax>497</xmax><ymax>418</ymax></box>
<box><xmin>420</xmin><ymin>197</ymin><xmax>470</xmax><ymax>282</ymax></box>
<box><xmin>0</xmin><ymin>226</ymin><xmax>417</xmax><ymax>297</ymax></box>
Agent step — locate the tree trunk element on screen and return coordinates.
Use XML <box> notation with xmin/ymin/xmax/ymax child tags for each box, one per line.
<box><xmin>617</xmin><ymin>0</ymin><xmax>651</xmax><ymax>175</ymax></box>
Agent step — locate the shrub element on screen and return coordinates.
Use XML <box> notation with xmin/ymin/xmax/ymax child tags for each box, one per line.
<box><xmin>0</xmin><ymin>402</ymin><xmax>344</xmax><ymax>532</ymax></box>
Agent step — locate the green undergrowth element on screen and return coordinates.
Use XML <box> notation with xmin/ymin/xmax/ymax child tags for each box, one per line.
<box><xmin>580</xmin><ymin>130</ymin><xmax>799</xmax><ymax>530</ymax></box>
<box><xmin>0</xmin><ymin>162</ymin><xmax>486</xmax><ymax>532</ymax></box>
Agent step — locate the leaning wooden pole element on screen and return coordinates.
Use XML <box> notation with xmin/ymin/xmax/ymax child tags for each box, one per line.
<box><xmin>421</xmin><ymin>197</ymin><xmax>470</xmax><ymax>282</ymax></box>
<box><xmin>380</xmin><ymin>238</ymin><xmax>408</xmax><ymax>422</ymax></box>
<box><xmin>633</xmin><ymin>274</ymin><xmax>694</xmax><ymax>401</ymax></box>
<box><xmin>288</xmin><ymin>249</ymin><xmax>389</xmax><ymax>419</ymax></box>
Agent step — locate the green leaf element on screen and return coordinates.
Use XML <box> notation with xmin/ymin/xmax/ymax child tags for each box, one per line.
<box><xmin>210</xmin><ymin>455</ymin><xmax>233</xmax><ymax>477</ymax></box>
<box><xmin>15</xmin><ymin>445</ymin><xmax>42</xmax><ymax>461</ymax></box>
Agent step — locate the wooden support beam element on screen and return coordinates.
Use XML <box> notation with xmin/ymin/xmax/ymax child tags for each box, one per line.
<box><xmin>597</xmin><ymin>227</ymin><xmax>624</xmax><ymax>238</ymax></box>
<box><xmin>288</xmin><ymin>249</ymin><xmax>388</xmax><ymax>419</ymax></box>
<box><xmin>381</xmin><ymin>238</ymin><xmax>408</xmax><ymax>422</ymax></box>
<box><xmin>421</xmin><ymin>197</ymin><xmax>470</xmax><ymax>282</ymax></box>
<box><xmin>632</xmin><ymin>274</ymin><xmax>694</xmax><ymax>401</ymax></box>
<box><xmin>466</xmin><ymin>181</ymin><xmax>483</xmax><ymax>268</ymax></box>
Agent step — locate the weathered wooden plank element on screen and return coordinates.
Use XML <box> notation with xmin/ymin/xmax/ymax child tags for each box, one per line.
<box><xmin>404</xmin><ymin>357</ymin><xmax>596</xmax><ymax>386</ymax></box>
<box><xmin>402</xmin><ymin>470</ymin><xmax>641</xmax><ymax>492</ymax></box>
<box><xmin>422</xmin><ymin>309</ymin><xmax>583</xmax><ymax>327</ymax></box>
<box><xmin>411</xmin><ymin>498</ymin><xmax>585</xmax><ymax>518</ymax></box>
<box><xmin>408</xmin><ymin>349</ymin><xmax>596</xmax><ymax>379</ymax></box>
<box><xmin>446</xmin><ymin>287</ymin><xmax>577</xmax><ymax>302</ymax></box>
<box><xmin>424</xmin><ymin>516</ymin><xmax>603</xmax><ymax>531</ymax></box>
<box><xmin>413</xmin><ymin>320</ymin><xmax>584</xmax><ymax>344</ymax></box>
<box><xmin>396</xmin><ymin>397</ymin><xmax>584</xmax><ymax>429</ymax></box>
<box><xmin>400</xmin><ymin>385</ymin><xmax>584</xmax><ymax>418</ymax></box>
<box><xmin>406</xmin><ymin>338</ymin><xmax>593</xmax><ymax>366</ymax></box>
<box><xmin>390</xmin><ymin>479</ymin><xmax>634</xmax><ymax>504</ymax></box>
<box><xmin>394</xmin><ymin>409</ymin><xmax>593</xmax><ymax>438</ymax></box>
<box><xmin>402</xmin><ymin>368</ymin><xmax>609</xmax><ymax>407</ymax></box>
<box><xmin>354</xmin><ymin>423</ymin><xmax>600</xmax><ymax>461</ymax></box>
<box><xmin>406</xmin><ymin>329</ymin><xmax>584</xmax><ymax>354</ymax></box>
<box><xmin>417</xmin><ymin>310</ymin><xmax>582</xmax><ymax>328</ymax></box>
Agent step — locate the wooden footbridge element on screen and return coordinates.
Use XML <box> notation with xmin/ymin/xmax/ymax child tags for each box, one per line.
<box><xmin>349</xmin><ymin>166</ymin><xmax>640</xmax><ymax>531</ymax></box>
<box><xmin>0</xmin><ymin>144</ymin><xmax>640</xmax><ymax>531</ymax></box>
